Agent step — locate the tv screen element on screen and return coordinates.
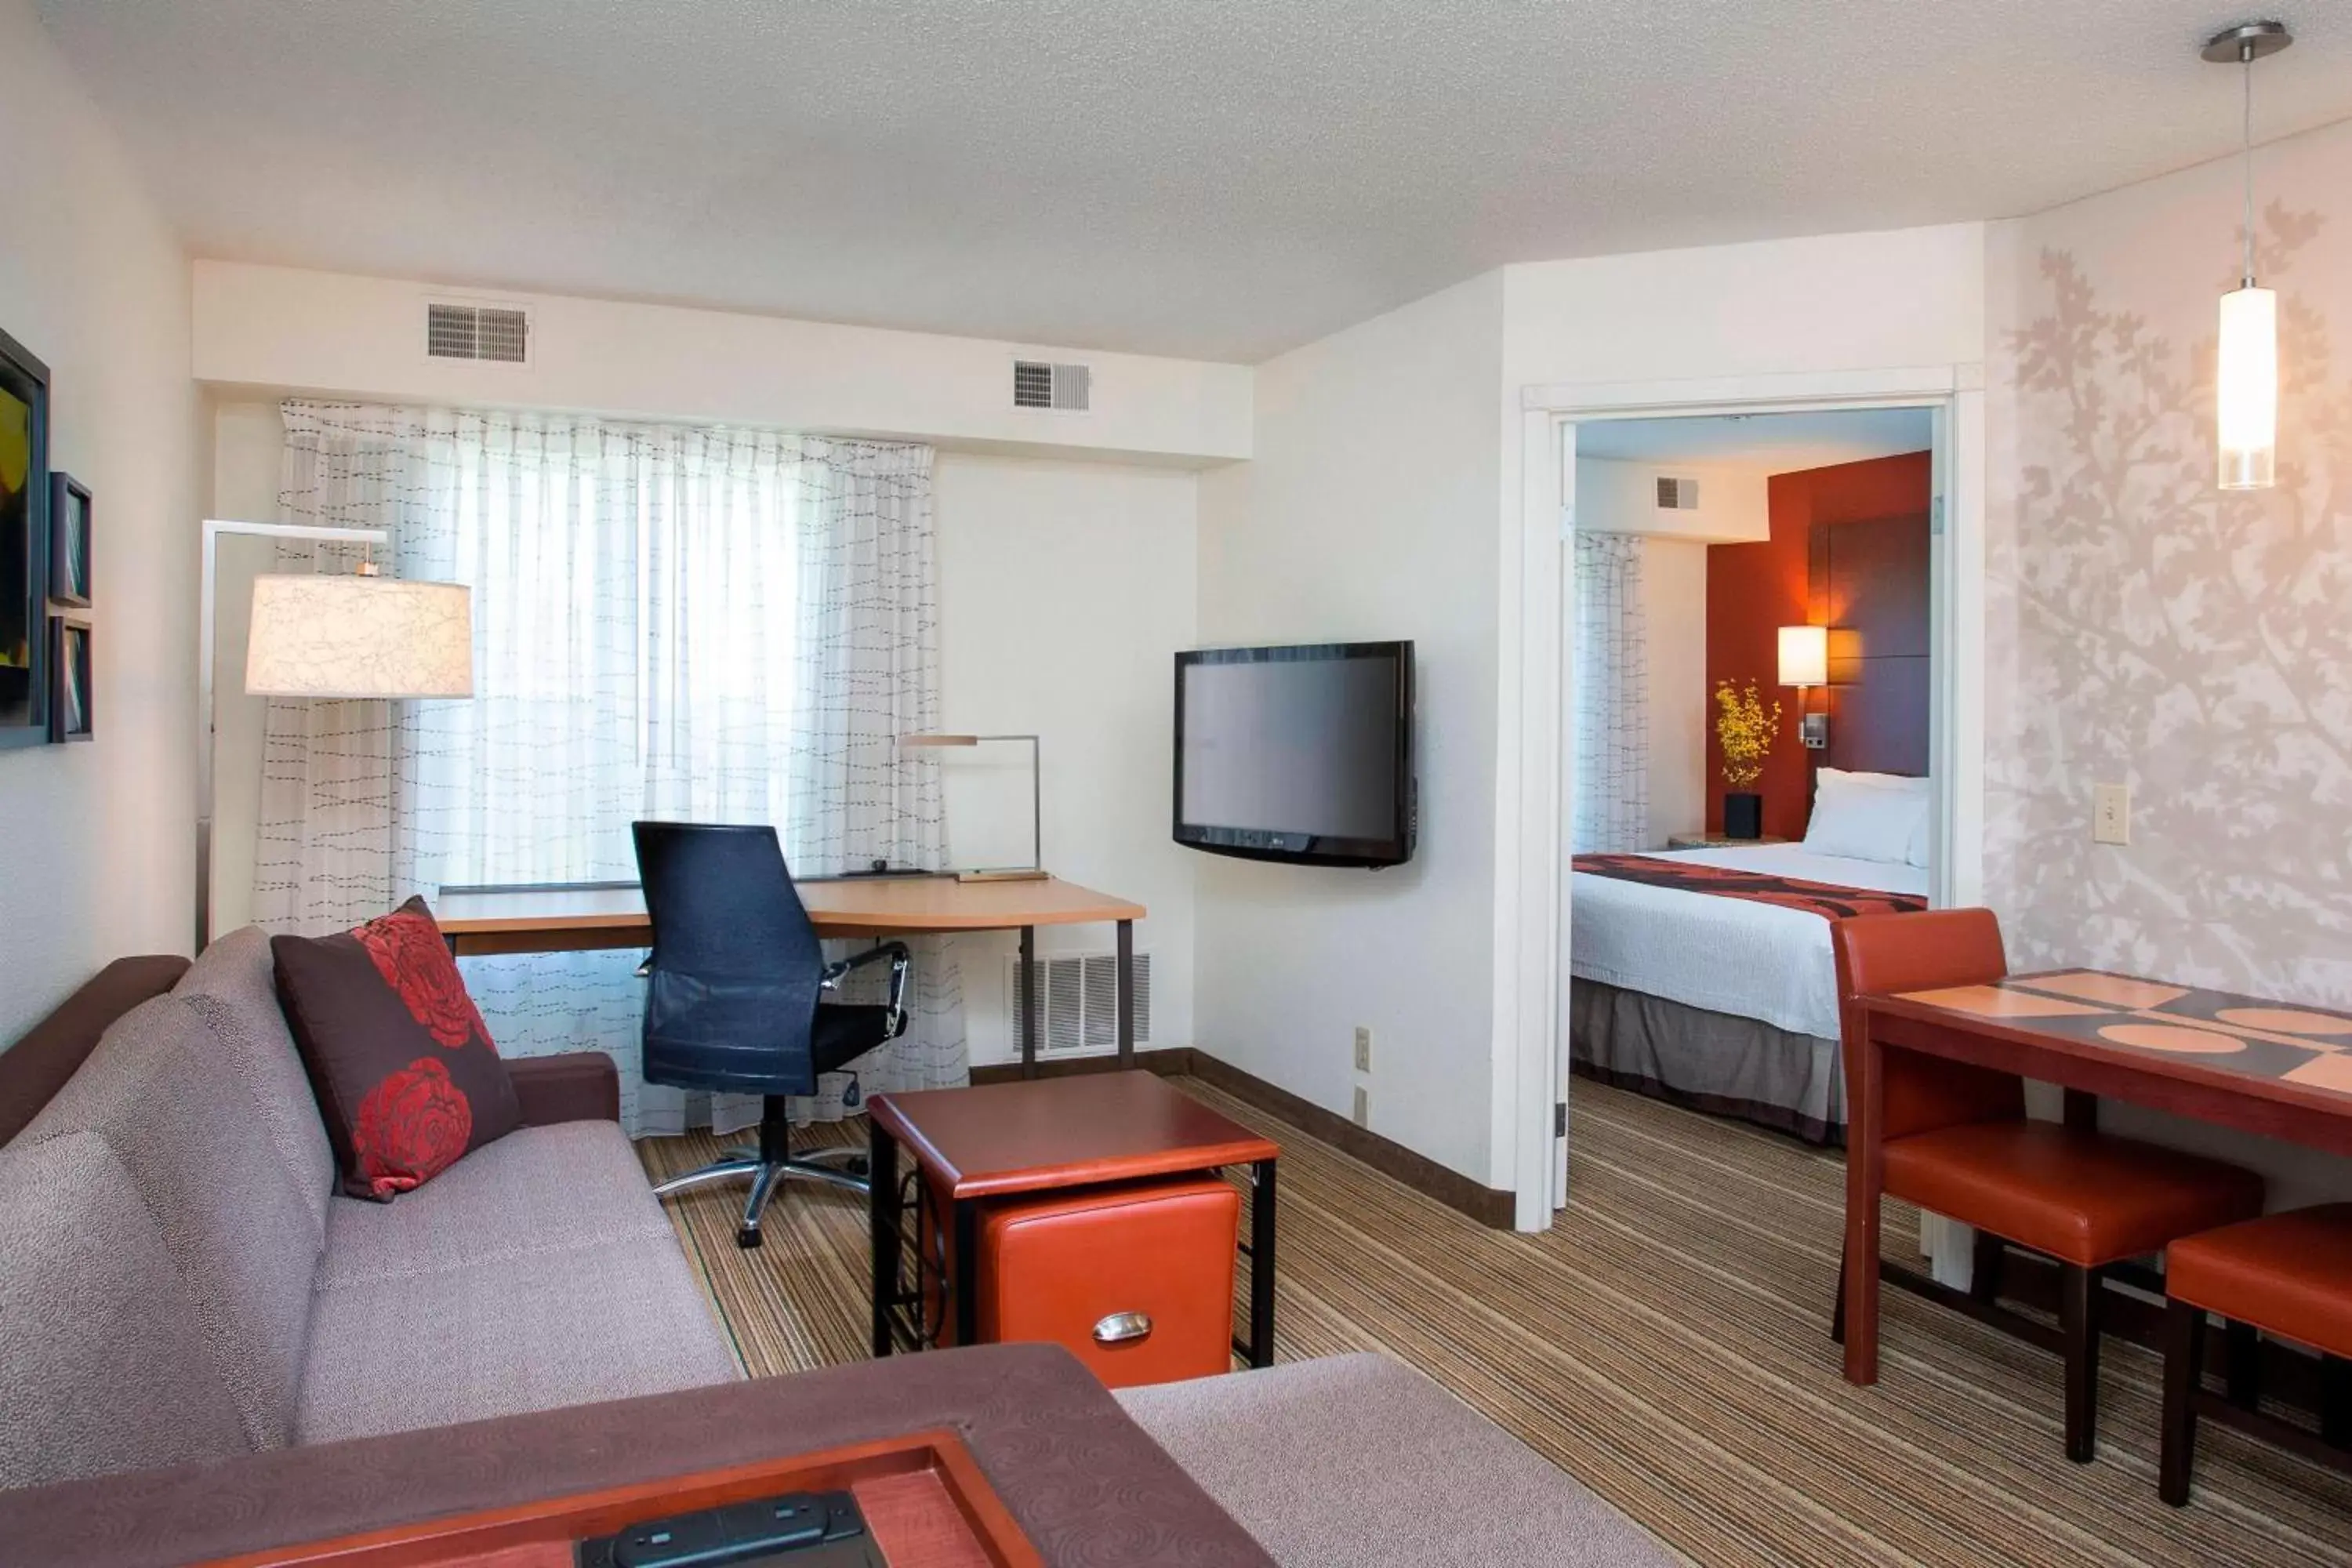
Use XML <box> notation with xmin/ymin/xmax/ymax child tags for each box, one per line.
<box><xmin>1173</xmin><ymin>641</ymin><xmax>1415</xmax><ymax>868</ymax></box>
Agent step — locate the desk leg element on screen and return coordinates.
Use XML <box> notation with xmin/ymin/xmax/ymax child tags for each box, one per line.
<box><xmin>2064</xmin><ymin>1089</ymin><xmax>2100</xmax><ymax>1131</ymax></box>
<box><xmin>1116</xmin><ymin>918</ymin><xmax>1135</xmax><ymax>1068</ymax></box>
<box><xmin>1843</xmin><ymin>1031</ymin><xmax>1884</xmax><ymax>1386</ymax></box>
<box><xmin>953</xmin><ymin>1199</ymin><xmax>980</xmax><ymax>1349</ymax></box>
<box><xmin>1249</xmin><ymin>1158</ymin><xmax>1277</xmax><ymax>1368</ymax></box>
<box><xmin>1018</xmin><ymin>925</ymin><xmax>1037</xmax><ymax>1081</ymax></box>
<box><xmin>869</xmin><ymin>1120</ymin><xmax>898</xmax><ymax>1359</ymax></box>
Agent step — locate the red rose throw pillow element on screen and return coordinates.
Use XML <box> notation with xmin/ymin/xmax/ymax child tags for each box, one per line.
<box><xmin>272</xmin><ymin>896</ymin><xmax>521</xmax><ymax>1200</ymax></box>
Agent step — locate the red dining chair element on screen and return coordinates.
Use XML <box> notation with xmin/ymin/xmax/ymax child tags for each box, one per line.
<box><xmin>1831</xmin><ymin>909</ymin><xmax>2266</xmax><ymax>1461</ymax></box>
<box><xmin>2161</xmin><ymin>1205</ymin><xmax>2352</xmax><ymax>1504</ymax></box>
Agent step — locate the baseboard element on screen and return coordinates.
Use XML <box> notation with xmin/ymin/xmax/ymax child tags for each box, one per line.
<box><xmin>965</xmin><ymin>1047</ymin><xmax>1517</xmax><ymax>1229</ymax></box>
<box><xmin>1184</xmin><ymin>1051</ymin><xmax>1518</xmax><ymax>1229</ymax></box>
<box><xmin>968</xmin><ymin>1047</ymin><xmax>1196</xmax><ymax>1086</ymax></box>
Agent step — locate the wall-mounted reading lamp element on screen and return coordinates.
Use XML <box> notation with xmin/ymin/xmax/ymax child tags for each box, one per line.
<box><xmin>1777</xmin><ymin>625</ymin><xmax>1829</xmax><ymax>751</ymax></box>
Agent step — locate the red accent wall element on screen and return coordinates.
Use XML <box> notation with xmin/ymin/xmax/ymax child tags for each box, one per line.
<box><xmin>1704</xmin><ymin>452</ymin><xmax>1931</xmax><ymax>839</ymax></box>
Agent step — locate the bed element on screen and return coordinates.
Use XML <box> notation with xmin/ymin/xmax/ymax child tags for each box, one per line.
<box><xmin>1568</xmin><ymin>771</ymin><xmax>1931</xmax><ymax>1145</ymax></box>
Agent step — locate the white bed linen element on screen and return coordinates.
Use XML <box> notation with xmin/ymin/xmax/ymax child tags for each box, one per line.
<box><xmin>1570</xmin><ymin>844</ymin><xmax>1928</xmax><ymax>1040</ymax></box>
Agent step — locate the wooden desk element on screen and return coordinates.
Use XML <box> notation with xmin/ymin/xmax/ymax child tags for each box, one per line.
<box><xmin>434</xmin><ymin>876</ymin><xmax>1147</xmax><ymax>1077</ymax></box>
<box><xmin>1846</xmin><ymin>968</ymin><xmax>2352</xmax><ymax>1386</ymax></box>
<box><xmin>866</xmin><ymin>1073</ymin><xmax>1280</xmax><ymax>1370</ymax></box>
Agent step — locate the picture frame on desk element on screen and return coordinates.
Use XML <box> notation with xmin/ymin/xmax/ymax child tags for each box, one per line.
<box><xmin>0</xmin><ymin>324</ymin><xmax>50</xmax><ymax>751</ymax></box>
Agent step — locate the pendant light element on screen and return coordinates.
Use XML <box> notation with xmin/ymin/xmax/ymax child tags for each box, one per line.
<box><xmin>2204</xmin><ymin>20</ymin><xmax>2293</xmax><ymax>491</ymax></box>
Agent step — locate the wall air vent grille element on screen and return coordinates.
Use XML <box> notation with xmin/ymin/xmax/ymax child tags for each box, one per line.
<box><xmin>1013</xmin><ymin>360</ymin><xmax>1091</xmax><ymax>412</ymax></box>
<box><xmin>1656</xmin><ymin>476</ymin><xmax>1700</xmax><ymax>510</ymax></box>
<box><xmin>426</xmin><ymin>303</ymin><xmax>532</xmax><ymax>365</ymax></box>
<box><xmin>1004</xmin><ymin>949</ymin><xmax>1151</xmax><ymax>1053</ymax></box>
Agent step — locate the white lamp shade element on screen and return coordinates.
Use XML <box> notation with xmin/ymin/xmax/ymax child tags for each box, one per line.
<box><xmin>2217</xmin><ymin>284</ymin><xmax>2278</xmax><ymax>490</ymax></box>
<box><xmin>1777</xmin><ymin>625</ymin><xmax>1828</xmax><ymax>688</ymax></box>
<box><xmin>245</xmin><ymin>574</ymin><xmax>474</xmax><ymax>699</ymax></box>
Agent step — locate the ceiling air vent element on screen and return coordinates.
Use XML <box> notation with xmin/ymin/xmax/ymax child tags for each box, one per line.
<box><xmin>426</xmin><ymin>302</ymin><xmax>532</xmax><ymax>365</ymax></box>
<box><xmin>1656</xmin><ymin>476</ymin><xmax>1700</xmax><ymax>510</ymax></box>
<box><xmin>1005</xmin><ymin>950</ymin><xmax>1152</xmax><ymax>1053</ymax></box>
<box><xmin>1013</xmin><ymin>360</ymin><xmax>1091</xmax><ymax>412</ymax></box>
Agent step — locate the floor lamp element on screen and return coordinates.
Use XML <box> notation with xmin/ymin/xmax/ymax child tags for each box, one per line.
<box><xmin>198</xmin><ymin>519</ymin><xmax>474</xmax><ymax>951</ymax></box>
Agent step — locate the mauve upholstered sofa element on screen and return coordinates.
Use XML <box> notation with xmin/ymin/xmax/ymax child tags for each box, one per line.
<box><xmin>0</xmin><ymin>938</ymin><xmax>1673</xmax><ymax>1567</ymax></box>
<box><xmin>0</xmin><ymin>929</ymin><xmax>741</xmax><ymax>1491</ymax></box>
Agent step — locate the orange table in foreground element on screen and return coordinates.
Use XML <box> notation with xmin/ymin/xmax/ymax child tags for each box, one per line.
<box><xmin>1846</xmin><ymin>968</ymin><xmax>2352</xmax><ymax>1386</ymax></box>
<box><xmin>434</xmin><ymin>875</ymin><xmax>1146</xmax><ymax>1076</ymax></box>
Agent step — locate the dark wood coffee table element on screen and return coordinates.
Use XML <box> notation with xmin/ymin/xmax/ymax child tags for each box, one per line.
<box><xmin>866</xmin><ymin>1073</ymin><xmax>1281</xmax><ymax>1369</ymax></box>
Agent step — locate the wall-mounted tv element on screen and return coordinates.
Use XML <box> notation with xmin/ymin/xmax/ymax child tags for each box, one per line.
<box><xmin>1174</xmin><ymin>641</ymin><xmax>1416</xmax><ymax>869</ymax></box>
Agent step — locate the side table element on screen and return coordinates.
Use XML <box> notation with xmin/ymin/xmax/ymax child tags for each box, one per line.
<box><xmin>867</xmin><ymin>1073</ymin><xmax>1281</xmax><ymax>1369</ymax></box>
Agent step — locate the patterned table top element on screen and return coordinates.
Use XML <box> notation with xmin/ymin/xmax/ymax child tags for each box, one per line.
<box><xmin>1886</xmin><ymin>970</ymin><xmax>2352</xmax><ymax>1100</ymax></box>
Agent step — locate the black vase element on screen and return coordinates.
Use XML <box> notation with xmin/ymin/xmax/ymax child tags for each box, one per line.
<box><xmin>1723</xmin><ymin>793</ymin><xmax>1763</xmax><ymax>840</ymax></box>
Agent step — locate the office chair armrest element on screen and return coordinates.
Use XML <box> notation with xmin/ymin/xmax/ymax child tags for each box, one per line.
<box><xmin>824</xmin><ymin>941</ymin><xmax>913</xmax><ymax>1036</ymax></box>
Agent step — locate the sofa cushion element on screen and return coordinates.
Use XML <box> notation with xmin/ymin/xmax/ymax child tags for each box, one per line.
<box><xmin>296</xmin><ymin>1233</ymin><xmax>742</xmax><ymax>1445</ymax></box>
<box><xmin>24</xmin><ymin>996</ymin><xmax>321</xmax><ymax>1451</ymax></box>
<box><xmin>315</xmin><ymin>1119</ymin><xmax>676</xmax><ymax>1290</ymax></box>
<box><xmin>175</xmin><ymin>926</ymin><xmax>337</xmax><ymax>1249</ymax></box>
<box><xmin>1119</xmin><ymin>1354</ymin><xmax>1675</xmax><ymax>1567</ymax></box>
<box><xmin>0</xmin><ymin>1132</ymin><xmax>252</xmax><ymax>1490</ymax></box>
<box><xmin>272</xmin><ymin>898</ymin><xmax>521</xmax><ymax>1201</ymax></box>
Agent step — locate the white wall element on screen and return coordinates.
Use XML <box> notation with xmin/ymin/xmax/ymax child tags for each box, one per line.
<box><xmin>933</xmin><ymin>453</ymin><xmax>1198</xmax><ymax>1065</ymax></box>
<box><xmin>1570</xmin><ymin>457</ymin><xmax>1751</xmax><ymax>848</ymax></box>
<box><xmin>0</xmin><ymin>0</ymin><xmax>200</xmax><ymax>1043</ymax></box>
<box><xmin>1573</xmin><ymin>456</ymin><xmax>1768</xmax><ymax>545</ymax></box>
<box><xmin>204</xmin><ymin>409</ymin><xmax>1200</xmax><ymax>1064</ymax></box>
<box><xmin>1638</xmin><ymin>539</ymin><xmax>1709</xmax><ymax>844</ymax></box>
<box><xmin>1194</xmin><ymin>270</ymin><xmax>1506</xmax><ymax>1184</ymax></box>
<box><xmin>193</xmin><ymin>263</ymin><xmax>1250</xmax><ymax>467</ymax></box>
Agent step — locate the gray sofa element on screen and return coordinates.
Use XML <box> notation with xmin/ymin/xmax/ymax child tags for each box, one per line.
<box><xmin>0</xmin><ymin>927</ymin><xmax>739</xmax><ymax>1491</ymax></box>
<box><xmin>1</xmin><ymin>936</ymin><xmax>1675</xmax><ymax>1567</ymax></box>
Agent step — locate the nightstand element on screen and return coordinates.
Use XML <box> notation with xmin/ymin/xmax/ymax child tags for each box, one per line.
<box><xmin>1666</xmin><ymin>833</ymin><xmax>1793</xmax><ymax>850</ymax></box>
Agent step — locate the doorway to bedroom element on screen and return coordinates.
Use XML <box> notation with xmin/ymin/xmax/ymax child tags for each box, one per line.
<box><xmin>1559</xmin><ymin>405</ymin><xmax>1943</xmax><ymax>1196</ymax></box>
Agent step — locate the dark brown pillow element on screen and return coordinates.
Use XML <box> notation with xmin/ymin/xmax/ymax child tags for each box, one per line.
<box><xmin>271</xmin><ymin>896</ymin><xmax>521</xmax><ymax>1201</ymax></box>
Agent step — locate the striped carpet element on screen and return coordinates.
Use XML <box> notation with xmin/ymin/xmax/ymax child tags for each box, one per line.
<box><xmin>638</xmin><ymin>1077</ymin><xmax>2352</xmax><ymax>1566</ymax></box>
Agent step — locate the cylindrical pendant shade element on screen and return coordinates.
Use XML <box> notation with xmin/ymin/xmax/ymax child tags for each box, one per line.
<box><xmin>2216</xmin><ymin>285</ymin><xmax>2278</xmax><ymax>491</ymax></box>
<box><xmin>245</xmin><ymin>574</ymin><xmax>474</xmax><ymax>699</ymax></box>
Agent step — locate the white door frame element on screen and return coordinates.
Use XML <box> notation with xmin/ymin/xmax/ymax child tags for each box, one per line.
<box><xmin>1504</xmin><ymin>365</ymin><xmax>1987</xmax><ymax>1230</ymax></box>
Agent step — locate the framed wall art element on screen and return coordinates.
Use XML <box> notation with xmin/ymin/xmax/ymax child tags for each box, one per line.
<box><xmin>49</xmin><ymin>616</ymin><xmax>91</xmax><ymax>743</ymax></box>
<box><xmin>50</xmin><ymin>471</ymin><xmax>90</xmax><ymax>607</ymax></box>
<box><xmin>0</xmin><ymin>325</ymin><xmax>50</xmax><ymax>750</ymax></box>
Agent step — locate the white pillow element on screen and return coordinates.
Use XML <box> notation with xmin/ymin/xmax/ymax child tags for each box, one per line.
<box><xmin>1803</xmin><ymin>770</ymin><xmax>1929</xmax><ymax>864</ymax></box>
<box><xmin>1816</xmin><ymin>767</ymin><xmax>1929</xmax><ymax>798</ymax></box>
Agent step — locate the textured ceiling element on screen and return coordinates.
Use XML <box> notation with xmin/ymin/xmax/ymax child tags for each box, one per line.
<box><xmin>1578</xmin><ymin>410</ymin><xmax>1933</xmax><ymax>471</ymax></box>
<box><xmin>35</xmin><ymin>1</ymin><xmax>2352</xmax><ymax>362</ymax></box>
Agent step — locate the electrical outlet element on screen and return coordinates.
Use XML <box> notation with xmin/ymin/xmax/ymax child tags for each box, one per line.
<box><xmin>2092</xmin><ymin>782</ymin><xmax>2131</xmax><ymax>846</ymax></box>
<box><xmin>1352</xmin><ymin>1026</ymin><xmax>1372</xmax><ymax>1075</ymax></box>
<box><xmin>1352</xmin><ymin>1086</ymin><xmax>1369</xmax><ymax>1127</ymax></box>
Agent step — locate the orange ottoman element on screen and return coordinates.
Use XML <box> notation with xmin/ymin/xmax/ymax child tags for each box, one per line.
<box><xmin>924</xmin><ymin>1174</ymin><xmax>1240</xmax><ymax>1388</ymax></box>
<box><xmin>2161</xmin><ymin>1203</ymin><xmax>2352</xmax><ymax>1504</ymax></box>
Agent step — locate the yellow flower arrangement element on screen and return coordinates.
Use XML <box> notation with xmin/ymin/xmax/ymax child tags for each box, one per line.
<box><xmin>1713</xmin><ymin>679</ymin><xmax>1783</xmax><ymax>788</ymax></box>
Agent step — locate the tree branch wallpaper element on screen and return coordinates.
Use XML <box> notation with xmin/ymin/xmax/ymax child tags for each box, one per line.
<box><xmin>1985</xmin><ymin>117</ymin><xmax>2352</xmax><ymax>1014</ymax></box>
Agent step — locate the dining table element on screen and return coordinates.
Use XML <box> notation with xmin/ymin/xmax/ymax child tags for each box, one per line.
<box><xmin>1845</xmin><ymin>967</ymin><xmax>2352</xmax><ymax>1385</ymax></box>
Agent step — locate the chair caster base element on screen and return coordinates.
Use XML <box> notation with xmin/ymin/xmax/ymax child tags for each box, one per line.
<box><xmin>736</xmin><ymin>1225</ymin><xmax>764</xmax><ymax>1250</ymax></box>
<box><xmin>847</xmin><ymin>1154</ymin><xmax>870</xmax><ymax>1179</ymax></box>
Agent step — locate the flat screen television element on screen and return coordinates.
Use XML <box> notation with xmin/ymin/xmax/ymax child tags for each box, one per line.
<box><xmin>1173</xmin><ymin>641</ymin><xmax>1415</xmax><ymax>869</ymax></box>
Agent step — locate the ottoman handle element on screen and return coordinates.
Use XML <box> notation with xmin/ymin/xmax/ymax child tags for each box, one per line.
<box><xmin>1093</xmin><ymin>1311</ymin><xmax>1154</xmax><ymax>1345</ymax></box>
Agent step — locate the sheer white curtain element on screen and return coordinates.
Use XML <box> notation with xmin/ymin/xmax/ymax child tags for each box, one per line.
<box><xmin>1570</xmin><ymin>532</ymin><xmax>1650</xmax><ymax>853</ymax></box>
<box><xmin>252</xmin><ymin>403</ymin><xmax>966</xmax><ymax>1134</ymax></box>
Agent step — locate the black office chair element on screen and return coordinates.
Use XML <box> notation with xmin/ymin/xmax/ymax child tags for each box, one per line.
<box><xmin>632</xmin><ymin>822</ymin><xmax>910</xmax><ymax>1249</ymax></box>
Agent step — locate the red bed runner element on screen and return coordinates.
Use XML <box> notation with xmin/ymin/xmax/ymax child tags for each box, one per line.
<box><xmin>1572</xmin><ymin>854</ymin><xmax>1927</xmax><ymax>920</ymax></box>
